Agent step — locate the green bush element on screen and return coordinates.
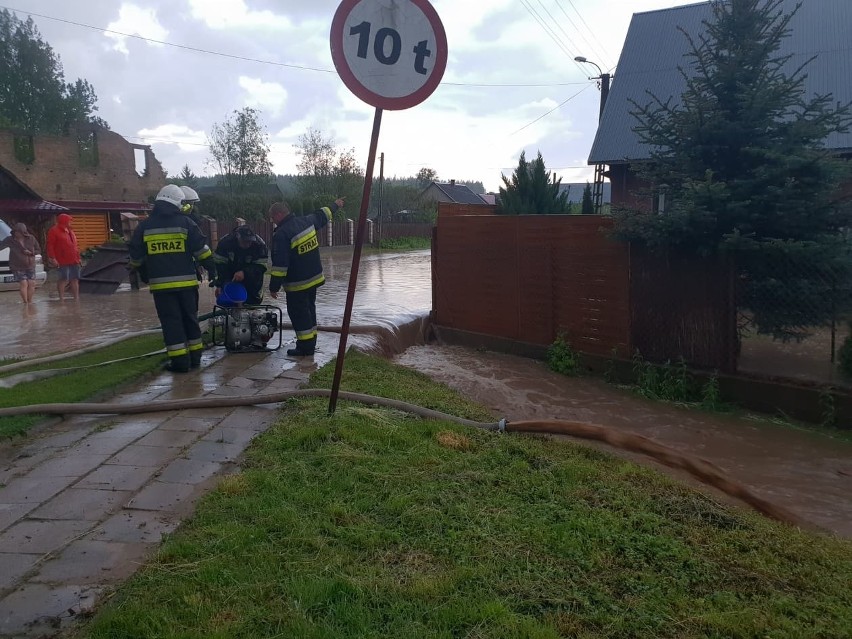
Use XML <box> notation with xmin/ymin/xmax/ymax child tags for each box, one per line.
<box><xmin>547</xmin><ymin>334</ymin><xmax>580</xmax><ymax>376</ymax></box>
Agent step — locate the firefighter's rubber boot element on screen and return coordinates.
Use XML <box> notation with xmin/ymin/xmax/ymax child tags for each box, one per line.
<box><xmin>286</xmin><ymin>336</ymin><xmax>315</xmax><ymax>358</ymax></box>
<box><xmin>190</xmin><ymin>350</ymin><xmax>202</xmax><ymax>369</ymax></box>
<box><xmin>164</xmin><ymin>354</ymin><xmax>191</xmax><ymax>373</ymax></box>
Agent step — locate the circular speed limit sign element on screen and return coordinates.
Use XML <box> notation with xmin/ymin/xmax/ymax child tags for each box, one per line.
<box><xmin>330</xmin><ymin>0</ymin><xmax>448</xmax><ymax>110</ymax></box>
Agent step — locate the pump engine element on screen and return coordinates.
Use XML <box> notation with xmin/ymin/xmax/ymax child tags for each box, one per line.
<box><xmin>211</xmin><ymin>305</ymin><xmax>283</xmax><ymax>352</ymax></box>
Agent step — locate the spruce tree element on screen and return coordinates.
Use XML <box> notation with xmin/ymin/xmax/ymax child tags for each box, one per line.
<box><xmin>581</xmin><ymin>182</ymin><xmax>595</xmax><ymax>215</ymax></box>
<box><xmin>498</xmin><ymin>151</ymin><xmax>570</xmax><ymax>214</ymax></box>
<box><xmin>615</xmin><ymin>0</ymin><xmax>852</xmax><ymax>340</ymax></box>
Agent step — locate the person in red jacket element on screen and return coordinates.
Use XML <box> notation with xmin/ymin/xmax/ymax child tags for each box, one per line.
<box><xmin>46</xmin><ymin>213</ymin><xmax>81</xmax><ymax>300</ymax></box>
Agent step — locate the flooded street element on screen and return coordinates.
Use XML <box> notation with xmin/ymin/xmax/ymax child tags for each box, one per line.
<box><xmin>2</xmin><ymin>247</ymin><xmax>851</xmax><ymax>536</ymax></box>
<box><xmin>0</xmin><ymin>249</ymin><xmax>432</xmax><ymax>359</ymax></box>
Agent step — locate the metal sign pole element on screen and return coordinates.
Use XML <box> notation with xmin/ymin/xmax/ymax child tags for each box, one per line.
<box><xmin>327</xmin><ymin>0</ymin><xmax>446</xmax><ymax>413</ymax></box>
<box><xmin>328</xmin><ymin>107</ymin><xmax>383</xmax><ymax>414</ymax></box>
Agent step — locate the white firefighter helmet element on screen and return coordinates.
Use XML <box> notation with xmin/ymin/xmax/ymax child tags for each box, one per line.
<box><xmin>155</xmin><ymin>184</ymin><xmax>185</xmax><ymax>208</ymax></box>
<box><xmin>180</xmin><ymin>186</ymin><xmax>200</xmax><ymax>203</ymax></box>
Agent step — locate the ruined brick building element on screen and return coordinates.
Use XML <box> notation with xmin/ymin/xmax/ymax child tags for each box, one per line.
<box><xmin>0</xmin><ymin>123</ymin><xmax>166</xmax><ymax>250</ymax></box>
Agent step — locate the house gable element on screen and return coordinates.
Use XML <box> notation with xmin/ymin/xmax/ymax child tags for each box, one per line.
<box><xmin>589</xmin><ymin>0</ymin><xmax>852</xmax><ymax>165</ymax></box>
<box><xmin>421</xmin><ymin>181</ymin><xmax>487</xmax><ymax>205</ymax></box>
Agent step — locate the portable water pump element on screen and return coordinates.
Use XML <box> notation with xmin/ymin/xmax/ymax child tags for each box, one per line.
<box><xmin>209</xmin><ymin>283</ymin><xmax>283</xmax><ymax>352</ymax></box>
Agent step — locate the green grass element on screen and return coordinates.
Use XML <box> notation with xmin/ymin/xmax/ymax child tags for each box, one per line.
<box><xmin>377</xmin><ymin>236</ymin><xmax>432</xmax><ymax>250</ymax></box>
<box><xmin>74</xmin><ymin>352</ymin><xmax>852</xmax><ymax>639</ymax></box>
<box><xmin>0</xmin><ymin>334</ymin><xmax>166</xmax><ymax>439</ymax></box>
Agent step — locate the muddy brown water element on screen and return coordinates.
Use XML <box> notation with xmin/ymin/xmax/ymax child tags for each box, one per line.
<box><xmin>0</xmin><ymin>250</ymin><xmax>432</xmax><ymax>359</ymax></box>
<box><xmin>395</xmin><ymin>345</ymin><xmax>852</xmax><ymax>538</ymax></box>
<box><xmin>2</xmin><ymin>248</ymin><xmax>851</xmax><ymax>537</ymax></box>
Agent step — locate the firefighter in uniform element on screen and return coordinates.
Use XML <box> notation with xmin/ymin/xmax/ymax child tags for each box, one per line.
<box><xmin>268</xmin><ymin>198</ymin><xmax>344</xmax><ymax>357</ymax></box>
<box><xmin>180</xmin><ymin>186</ymin><xmax>205</xmax><ymax>229</ymax></box>
<box><xmin>180</xmin><ymin>186</ymin><xmax>207</xmax><ymax>283</ymax></box>
<box><xmin>213</xmin><ymin>225</ymin><xmax>268</xmax><ymax>305</ymax></box>
<box><xmin>129</xmin><ymin>184</ymin><xmax>215</xmax><ymax>373</ymax></box>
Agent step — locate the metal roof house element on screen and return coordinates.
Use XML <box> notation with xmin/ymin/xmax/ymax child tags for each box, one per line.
<box><xmin>588</xmin><ymin>0</ymin><xmax>852</xmax><ymax>209</ymax></box>
<box><xmin>420</xmin><ymin>180</ymin><xmax>488</xmax><ymax>205</ymax></box>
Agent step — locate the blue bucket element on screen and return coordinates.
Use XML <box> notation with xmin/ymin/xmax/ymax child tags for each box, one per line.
<box><xmin>217</xmin><ymin>282</ymin><xmax>248</xmax><ymax>307</ymax></box>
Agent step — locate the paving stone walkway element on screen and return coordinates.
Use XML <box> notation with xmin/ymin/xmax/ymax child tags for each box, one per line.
<box><xmin>0</xmin><ymin>344</ymin><xmax>323</xmax><ymax>638</ymax></box>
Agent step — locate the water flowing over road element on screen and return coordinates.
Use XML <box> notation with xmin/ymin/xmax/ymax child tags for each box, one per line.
<box><xmin>0</xmin><ymin>249</ymin><xmax>432</xmax><ymax>359</ymax></box>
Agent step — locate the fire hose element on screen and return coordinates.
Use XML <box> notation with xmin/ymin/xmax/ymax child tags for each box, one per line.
<box><xmin>0</xmin><ymin>388</ymin><xmax>803</xmax><ymax>528</ymax></box>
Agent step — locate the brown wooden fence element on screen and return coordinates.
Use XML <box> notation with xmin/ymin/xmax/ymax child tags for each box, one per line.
<box><xmin>432</xmin><ymin>207</ymin><xmax>738</xmax><ymax>369</ymax></box>
<box><xmin>630</xmin><ymin>247</ymin><xmax>737</xmax><ymax>371</ymax></box>
<box><xmin>433</xmin><ymin>214</ymin><xmax>632</xmax><ymax>357</ymax></box>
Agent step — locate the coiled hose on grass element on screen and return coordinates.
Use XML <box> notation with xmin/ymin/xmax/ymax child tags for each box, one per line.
<box><xmin>0</xmin><ymin>389</ymin><xmax>804</xmax><ymax>528</ymax></box>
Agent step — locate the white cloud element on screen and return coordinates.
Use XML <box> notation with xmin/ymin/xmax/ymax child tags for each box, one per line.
<box><xmin>104</xmin><ymin>4</ymin><xmax>168</xmax><ymax>55</ymax></box>
<box><xmin>188</xmin><ymin>0</ymin><xmax>292</xmax><ymax>30</ymax></box>
<box><xmin>136</xmin><ymin>124</ymin><xmax>208</xmax><ymax>152</ymax></box>
<box><xmin>239</xmin><ymin>77</ymin><xmax>288</xmax><ymax>116</ymax></box>
<box><xmin>39</xmin><ymin>0</ymin><xmax>698</xmax><ymax>186</ymax></box>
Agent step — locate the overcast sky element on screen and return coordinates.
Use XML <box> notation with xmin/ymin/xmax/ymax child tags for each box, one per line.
<box><xmin>9</xmin><ymin>0</ymin><xmax>691</xmax><ymax>192</ymax></box>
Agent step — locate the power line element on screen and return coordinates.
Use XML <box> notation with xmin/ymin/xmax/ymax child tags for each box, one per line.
<box><xmin>0</xmin><ymin>5</ymin><xmax>334</xmax><ymax>73</ymax></box>
<box><xmin>554</xmin><ymin>0</ymin><xmax>615</xmax><ymax>71</ymax></box>
<box><xmin>4</xmin><ymin>4</ymin><xmax>600</xmax><ymax>145</ymax></box>
<box><xmin>511</xmin><ymin>84</ymin><xmax>592</xmax><ymax>134</ymax></box>
<box><xmin>445</xmin><ymin>80</ymin><xmax>588</xmax><ymax>87</ymax></box>
<box><xmin>534</xmin><ymin>0</ymin><xmax>581</xmax><ymax>57</ymax></box>
<box><xmin>562</xmin><ymin>0</ymin><xmax>616</xmax><ymax>69</ymax></box>
<box><xmin>519</xmin><ymin>0</ymin><xmax>582</xmax><ymax>72</ymax></box>
<box><xmin>1</xmin><ymin>4</ymin><xmax>587</xmax><ymax>89</ymax></box>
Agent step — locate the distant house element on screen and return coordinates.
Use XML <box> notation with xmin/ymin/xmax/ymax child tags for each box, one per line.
<box><xmin>587</xmin><ymin>0</ymin><xmax>852</xmax><ymax>210</ymax></box>
<box><xmin>0</xmin><ymin>123</ymin><xmax>163</xmax><ymax>249</ymax></box>
<box><xmin>558</xmin><ymin>182</ymin><xmax>611</xmax><ymax>205</ymax></box>
<box><xmin>0</xmin><ymin>164</ymin><xmax>68</xmax><ymax>229</ymax></box>
<box><xmin>420</xmin><ymin>180</ymin><xmax>488</xmax><ymax>205</ymax></box>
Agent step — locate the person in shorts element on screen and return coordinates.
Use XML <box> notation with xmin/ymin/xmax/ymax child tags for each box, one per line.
<box><xmin>0</xmin><ymin>222</ymin><xmax>40</xmax><ymax>304</ymax></box>
<box><xmin>46</xmin><ymin>213</ymin><xmax>81</xmax><ymax>300</ymax></box>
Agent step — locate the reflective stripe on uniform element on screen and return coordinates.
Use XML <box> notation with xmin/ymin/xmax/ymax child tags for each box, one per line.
<box><xmin>188</xmin><ymin>339</ymin><xmax>204</xmax><ymax>352</ymax></box>
<box><xmin>213</xmin><ymin>254</ymin><xmax>230</xmax><ymax>263</ymax></box>
<box><xmin>143</xmin><ymin>228</ymin><xmax>189</xmax><ymax>240</ymax></box>
<box><xmin>321</xmin><ymin>207</ymin><xmax>332</xmax><ymax>221</ymax></box>
<box><xmin>296</xmin><ymin>327</ymin><xmax>317</xmax><ymax>341</ymax></box>
<box><xmin>149</xmin><ymin>278</ymin><xmax>199</xmax><ymax>291</ymax></box>
<box><xmin>282</xmin><ymin>274</ymin><xmax>324</xmax><ymax>292</ymax></box>
<box><xmin>166</xmin><ymin>344</ymin><xmax>188</xmax><ymax>356</ymax></box>
<box><xmin>291</xmin><ymin>227</ymin><xmax>318</xmax><ymax>250</ymax></box>
<box><xmin>270</xmin><ymin>267</ymin><xmax>287</xmax><ymax>277</ymax></box>
<box><xmin>195</xmin><ymin>246</ymin><xmax>212</xmax><ymax>260</ymax></box>
<box><xmin>149</xmin><ymin>275</ymin><xmax>199</xmax><ymax>285</ymax></box>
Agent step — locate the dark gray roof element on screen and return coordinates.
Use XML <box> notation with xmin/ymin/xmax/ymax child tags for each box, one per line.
<box><xmin>589</xmin><ymin>0</ymin><xmax>852</xmax><ymax>164</ymax></box>
<box><xmin>431</xmin><ymin>182</ymin><xmax>487</xmax><ymax>204</ymax></box>
<box><xmin>558</xmin><ymin>182</ymin><xmax>611</xmax><ymax>204</ymax></box>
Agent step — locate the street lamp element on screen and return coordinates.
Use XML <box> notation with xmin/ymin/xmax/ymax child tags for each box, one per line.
<box><xmin>574</xmin><ymin>56</ymin><xmax>612</xmax><ymax>214</ymax></box>
<box><xmin>574</xmin><ymin>56</ymin><xmax>610</xmax><ymax>121</ymax></box>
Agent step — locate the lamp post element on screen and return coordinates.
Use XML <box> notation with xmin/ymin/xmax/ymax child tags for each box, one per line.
<box><xmin>574</xmin><ymin>56</ymin><xmax>610</xmax><ymax>121</ymax></box>
<box><xmin>575</xmin><ymin>56</ymin><xmax>611</xmax><ymax>214</ymax></box>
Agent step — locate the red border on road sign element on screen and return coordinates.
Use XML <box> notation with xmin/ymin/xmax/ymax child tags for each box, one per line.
<box><xmin>330</xmin><ymin>0</ymin><xmax>448</xmax><ymax>110</ymax></box>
